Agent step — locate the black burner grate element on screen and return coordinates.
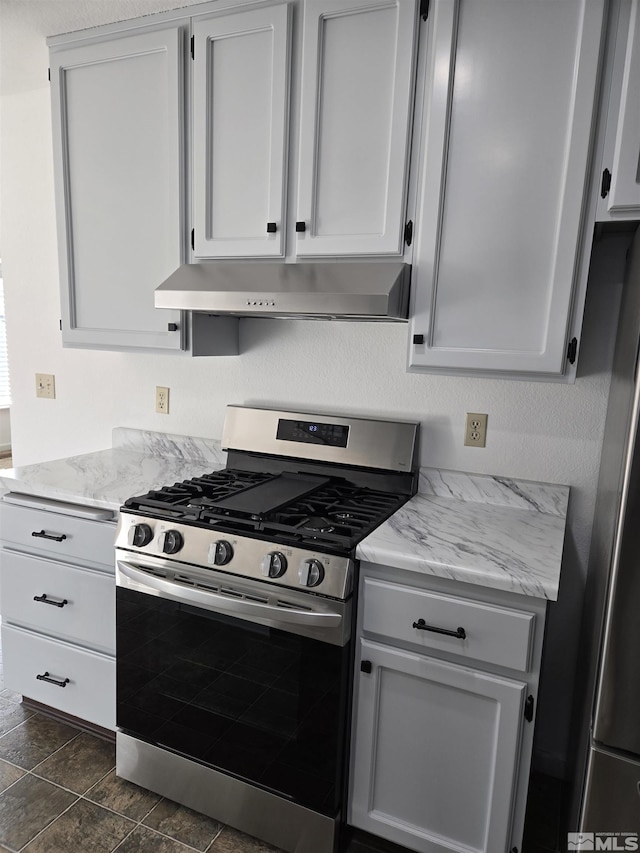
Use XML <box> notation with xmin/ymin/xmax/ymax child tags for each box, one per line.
<box><xmin>124</xmin><ymin>468</ymin><xmax>407</xmax><ymax>552</ymax></box>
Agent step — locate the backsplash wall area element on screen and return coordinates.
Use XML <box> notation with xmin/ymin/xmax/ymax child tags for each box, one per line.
<box><xmin>0</xmin><ymin>0</ymin><xmax>630</xmax><ymax>779</ymax></box>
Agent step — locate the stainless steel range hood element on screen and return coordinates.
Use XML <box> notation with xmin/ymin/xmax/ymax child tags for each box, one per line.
<box><xmin>154</xmin><ymin>262</ymin><xmax>411</xmax><ymax>321</ymax></box>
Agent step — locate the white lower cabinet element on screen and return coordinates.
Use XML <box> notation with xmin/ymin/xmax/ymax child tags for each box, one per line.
<box><xmin>0</xmin><ymin>550</ymin><xmax>115</xmax><ymax>654</ymax></box>
<box><xmin>349</xmin><ymin>565</ymin><xmax>546</xmax><ymax>853</ymax></box>
<box><xmin>350</xmin><ymin>640</ymin><xmax>525</xmax><ymax>853</ymax></box>
<box><xmin>0</xmin><ymin>496</ymin><xmax>116</xmax><ymax>731</ymax></box>
<box><xmin>2</xmin><ymin>625</ymin><xmax>115</xmax><ymax>731</ymax></box>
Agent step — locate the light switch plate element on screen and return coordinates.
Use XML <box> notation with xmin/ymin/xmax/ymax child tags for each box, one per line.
<box><xmin>35</xmin><ymin>373</ymin><xmax>55</xmax><ymax>399</ymax></box>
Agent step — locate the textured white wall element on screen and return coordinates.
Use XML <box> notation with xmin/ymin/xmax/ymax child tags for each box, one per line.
<box><xmin>0</xmin><ymin>0</ymin><xmax>629</xmax><ymax>776</ymax></box>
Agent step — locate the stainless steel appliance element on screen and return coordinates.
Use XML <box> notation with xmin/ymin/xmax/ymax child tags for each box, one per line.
<box><xmin>154</xmin><ymin>261</ymin><xmax>411</xmax><ymax>321</ymax></box>
<box><xmin>114</xmin><ymin>406</ymin><xmax>418</xmax><ymax>853</ymax></box>
<box><xmin>575</xmin><ymin>225</ymin><xmax>640</xmax><ymax>832</ymax></box>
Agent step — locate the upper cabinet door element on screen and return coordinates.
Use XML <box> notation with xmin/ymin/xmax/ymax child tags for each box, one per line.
<box><xmin>192</xmin><ymin>5</ymin><xmax>291</xmax><ymax>259</ymax></box>
<box><xmin>296</xmin><ymin>0</ymin><xmax>418</xmax><ymax>258</ymax></box>
<box><xmin>409</xmin><ymin>0</ymin><xmax>606</xmax><ymax>376</ymax></box>
<box><xmin>599</xmin><ymin>0</ymin><xmax>640</xmax><ymax>217</ymax></box>
<box><xmin>50</xmin><ymin>28</ymin><xmax>185</xmax><ymax>351</ymax></box>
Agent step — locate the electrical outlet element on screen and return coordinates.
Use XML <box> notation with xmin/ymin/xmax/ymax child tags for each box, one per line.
<box><xmin>464</xmin><ymin>412</ymin><xmax>488</xmax><ymax>447</ymax></box>
<box><xmin>35</xmin><ymin>373</ymin><xmax>55</xmax><ymax>399</ymax></box>
<box><xmin>156</xmin><ymin>386</ymin><xmax>170</xmax><ymax>414</ymax></box>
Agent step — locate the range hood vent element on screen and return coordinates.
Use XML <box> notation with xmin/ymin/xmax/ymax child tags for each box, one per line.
<box><xmin>154</xmin><ymin>262</ymin><xmax>411</xmax><ymax>321</ymax></box>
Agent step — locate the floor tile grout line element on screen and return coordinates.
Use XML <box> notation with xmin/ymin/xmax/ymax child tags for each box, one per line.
<box><xmin>111</xmin><ymin>820</ymin><xmax>211</xmax><ymax>853</ymax></box>
<box><xmin>0</xmin><ymin>710</ymin><xmax>38</xmax><ymax>742</ymax></box>
<box><xmin>108</xmin><ymin>821</ymin><xmax>140</xmax><ymax>853</ymax></box>
<box><xmin>14</xmin><ymin>790</ymin><xmax>81</xmax><ymax>853</ymax></box>
<box><xmin>130</xmin><ymin>795</ymin><xmax>164</xmax><ymax>826</ymax></box>
<box><xmin>76</xmin><ymin>788</ymin><xmax>157</xmax><ymax>826</ymax></box>
<box><xmin>126</xmin><ymin>795</ymin><xmax>222</xmax><ymax>853</ymax></box>
<box><xmin>27</xmin><ymin>727</ymin><xmax>84</xmax><ymax>774</ymax></box>
<box><xmin>205</xmin><ymin>825</ymin><xmax>226</xmax><ymax>851</ymax></box>
<box><xmin>0</xmin><ymin>768</ymin><xmax>28</xmax><ymax>798</ymax></box>
<box><xmin>80</xmin><ymin>760</ymin><xmax>119</xmax><ymax>795</ymax></box>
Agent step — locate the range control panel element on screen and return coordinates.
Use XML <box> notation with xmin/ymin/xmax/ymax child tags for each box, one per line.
<box><xmin>276</xmin><ymin>418</ymin><xmax>350</xmax><ymax>448</ymax></box>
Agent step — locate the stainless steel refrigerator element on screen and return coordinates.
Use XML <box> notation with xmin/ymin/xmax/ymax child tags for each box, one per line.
<box><xmin>577</xmin><ymin>223</ymin><xmax>640</xmax><ymax>831</ymax></box>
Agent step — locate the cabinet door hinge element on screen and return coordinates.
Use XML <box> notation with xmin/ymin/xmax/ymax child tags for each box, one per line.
<box><xmin>404</xmin><ymin>220</ymin><xmax>414</xmax><ymax>246</ymax></box>
<box><xmin>360</xmin><ymin>660</ymin><xmax>372</xmax><ymax>674</ymax></box>
<box><xmin>601</xmin><ymin>168</ymin><xmax>611</xmax><ymax>199</ymax></box>
<box><xmin>420</xmin><ymin>0</ymin><xmax>430</xmax><ymax>20</ymax></box>
<box><xmin>524</xmin><ymin>695</ymin><xmax>534</xmax><ymax>723</ymax></box>
<box><xmin>567</xmin><ymin>337</ymin><xmax>578</xmax><ymax>365</ymax></box>
<box><xmin>191</xmin><ymin>228</ymin><xmax>195</xmax><ymax>251</ymax></box>
<box><xmin>190</xmin><ymin>35</ymin><xmax>195</xmax><ymax>60</ymax></box>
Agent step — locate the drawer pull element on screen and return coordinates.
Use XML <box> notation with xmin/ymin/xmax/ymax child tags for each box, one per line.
<box><xmin>412</xmin><ymin>618</ymin><xmax>466</xmax><ymax>640</ymax></box>
<box><xmin>36</xmin><ymin>671</ymin><xmax>70</xmax><ymax>688</ymax></box>
<box><xmin>33</xmin><ymin>593</ymin><xmax>68</xmax><ymax>608</ymax></box>
<box><xmin>32</xmin><ymin>530</ymin><xmax>67</xmax><ymax>542</ymax></box>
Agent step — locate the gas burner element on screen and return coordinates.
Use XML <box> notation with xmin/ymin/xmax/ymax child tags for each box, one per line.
<box><xmin>301</xmin><ymin>516</ymin><xmax>336</xmax><ymax>534</ymax></box>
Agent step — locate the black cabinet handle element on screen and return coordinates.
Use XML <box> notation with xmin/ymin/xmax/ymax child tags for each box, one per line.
<box><xmin>33</xmin><ymin>593</ymin><xmax>68</xmax><ymax>608</ymax></box>
<box><xmin>412</xmin><ymin>618</ymin><xmax>466</xmax><ymax>640</ymax></box>
<box><xmin>36</xmin><ymin>672</ymin><xmax>70</xmax><ymax>688</ymax></box>
<box><xmin>266</xmin><ymin>222</ymin><xmax>277</xmax><ymax>233</ymax></box>
<box><xmin>295</xmin><ymin>221</ymin><xmax>306</xmax><ymax>233</ymax></box>
<box><xmin>32</xmin><ymin>530</ymin><xmax>67</xmax><ymax>542</ymax></box>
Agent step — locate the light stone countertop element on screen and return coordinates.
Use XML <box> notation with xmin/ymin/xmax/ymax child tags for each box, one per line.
<box><xmin>356</xmin><ymin>468</ymin><xmax>569</xmax><ymax>601</ymax></box>
<box><xmin>0</xmin><ymin>428</ymin><xmax>226</xmax><ymax>513</ymax></box>
<box><xmin>0</xmin><ymin>434</ymin><xmax>569</xmax><ymax>601</ymax></box>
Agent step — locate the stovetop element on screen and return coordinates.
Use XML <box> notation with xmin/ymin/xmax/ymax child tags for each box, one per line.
<box><xmin>122</xmin><ymin>468</ymin><xmax>407</xmax><ymax>554</ymax></box>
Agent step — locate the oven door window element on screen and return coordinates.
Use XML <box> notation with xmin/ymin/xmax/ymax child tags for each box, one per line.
<box><xmin>116</xmin><ymin>587</ymin><xmax>350</xmax><ymax>816</ymax></box>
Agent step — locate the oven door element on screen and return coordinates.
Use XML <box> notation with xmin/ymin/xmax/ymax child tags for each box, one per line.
<box><xmin>115</xmin><ymin>551</ymin><xmax>352</xmax><ymax>817</ymax></box>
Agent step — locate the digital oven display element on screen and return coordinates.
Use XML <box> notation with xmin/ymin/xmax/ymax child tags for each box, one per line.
<box><xmin>276</xmin><ymin>418</ymin><xmax>349</xmax><ymax>447</ymax></box>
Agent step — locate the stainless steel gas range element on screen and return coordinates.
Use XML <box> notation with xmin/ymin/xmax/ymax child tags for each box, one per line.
<box><xmin>114</xmin><ymin>406</ymin><xmax>418</xmax><ymax>853</ymax></box>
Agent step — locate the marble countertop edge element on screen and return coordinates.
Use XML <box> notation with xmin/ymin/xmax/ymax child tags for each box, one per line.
<box><xmin>355</xmin><ymin>543</ymin><xmax>559</xmax><ymax>601</ymax></box>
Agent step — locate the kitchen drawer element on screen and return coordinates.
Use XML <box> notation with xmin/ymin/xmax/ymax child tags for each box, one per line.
<box><xmin>0</xmin><ymin>550</ymin><xmax>115</xmax><ymax>654</ymax></box>
<box><xmin>0</xmin><ymin>500</ymin><xmax>116</xmax><ymax>569</ymax></box>
<box><xmin>361</xmin><ymin>577</ymin><xmax>534</xmax><ymax>672</ymax></box>
<box><xmin>1</xmin><ymin>623</ymin><xmax>115</xmax><ymax>730</ymax></box>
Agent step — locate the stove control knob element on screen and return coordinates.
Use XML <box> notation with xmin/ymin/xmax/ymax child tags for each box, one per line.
<box><xmin>298</xmin><ymin>559</ymin><xmax>324</xmax><ymax>588</ymax></box>
<box><xmin>128</xmin><ymin>523</ymin><xmax>153</xmax><ymax>548</ymax></box>
<box><xmin>261</xmin><ymin>552</ymin><xmax>287</xmax><ymax>578</ymax></box>
<box><xmin>159</xmin><ymin>529</ymin><xmax>183</xmax><ymax>555</ymax></box>
<box><xmin>209</xmin><ymin>540</ymin><xmax>233</xmax><ymax>566</ymax></box>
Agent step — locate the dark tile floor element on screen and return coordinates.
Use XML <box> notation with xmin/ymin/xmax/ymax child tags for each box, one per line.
<box><xmin>0</xmin><ymin>640</ymin><xmax>565</xmax><ymax>853</ymax></box>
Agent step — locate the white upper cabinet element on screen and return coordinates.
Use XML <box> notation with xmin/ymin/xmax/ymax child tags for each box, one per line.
<box><xmin>50</xmin><ymin>27</ymin><xmax>186</xmax><ymax>351</ymax></box>
<box><xmin>409</xmin><ymin>0</ymin><xmax>606</xmax><ymax>376</ymax></box>
<box><xmin>295</xmin><ymin>0</ymin><xmax>418</xmax><ymax>257</ymax></box>
<box><xmin>192</xmin><ymin>5</ymin><xmax>292</xmax><ymax>258</ymax></box>
<box><xmin>597</xmin><ymin>0</ymin><xmax>640</xmax><ymax>219</ymax></box>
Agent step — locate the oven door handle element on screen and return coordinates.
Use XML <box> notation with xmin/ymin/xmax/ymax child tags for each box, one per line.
<box><xmin>116</xmin><ymin>560</ymin><xmax>343</xmax><ymax>628</ymax></box>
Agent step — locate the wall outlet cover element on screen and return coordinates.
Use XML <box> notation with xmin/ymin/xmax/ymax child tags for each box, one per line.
<box><xmin>464</xmin><ymin>412</ymin><xmax>488</xmax><ymax>447</ymax></box>
<box><xmin>156</xmin><ymin>386</ymin><xmax>170</xmax><ymax>414</ymax></box>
